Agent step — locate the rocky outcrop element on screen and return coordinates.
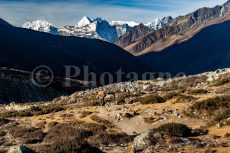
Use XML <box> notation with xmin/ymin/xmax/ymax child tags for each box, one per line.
<box><xmin>114</xmin><ymin>24</ymin><xmax>152</xmax><ymax>48</ymax></box>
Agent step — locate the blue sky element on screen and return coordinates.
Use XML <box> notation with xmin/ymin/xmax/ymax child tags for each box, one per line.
<box><xmin>0</xmin><ymin>0</ymin><xmax>227</xmax><ymax>27</ymax></box>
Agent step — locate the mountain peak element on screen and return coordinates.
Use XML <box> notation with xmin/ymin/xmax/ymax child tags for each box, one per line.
<box><xmin>23</xmin><ymin>20</ymin><xmax>53</xmax><ymax>29</ymax></box>
<box><xmin>22</xmin><ymin>20</ymin><xmax>59</xmax><ymax>35</ymax></box>
<box><xmin>76</xmin><ymin>16</ymin><xmax>94</xmax><ymax>27</ymax></box>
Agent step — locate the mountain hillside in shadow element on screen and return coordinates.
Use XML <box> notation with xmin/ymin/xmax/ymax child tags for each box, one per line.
<box><xmin>140</xmin><ymin>20</ymin><xmax>230</xmax><ymax>75</ymax></box>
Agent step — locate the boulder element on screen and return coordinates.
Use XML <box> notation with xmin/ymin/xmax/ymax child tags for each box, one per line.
<box><xmin>133</xmin><ymin>131</ymin><xmax>156</xmax><ymax>151</ymax></box>
<box><xmin>8</xmin><ymin>145</ymin><xmax>35</xmax><ymax>153</ymax></box>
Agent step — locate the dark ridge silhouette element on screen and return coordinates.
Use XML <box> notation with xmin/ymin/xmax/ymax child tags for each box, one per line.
<box><xmin>0</xmin><ymin>18</ymin><xmax>151</xmax><ymax>82</ymax></box>
<box><xmin>0</xmin><ymin>18</ymin><xmax>12</xmax><ymax>26</ymax></box>
<box><xmin>0</xmin><ymin>18</ymin><xmax>152</xmax><ymax>103</ymax></box>
<box><xmin>139</xmin><ymin>20</ymin><xmax>230</xmax><ymax>75</ymax></box>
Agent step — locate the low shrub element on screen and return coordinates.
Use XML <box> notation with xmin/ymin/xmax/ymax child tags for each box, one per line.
<box><xmin>44</xmin><ymin>123</ymin><xmax>92</xmax><ymax>143</ymax></box>
<box><xmin>192</xmin><ymin>95</ymin><xmax>230</xmax><ymax>112</ymax></box>
<box><xmin>224</xmin><ymin>133</ymin><xmax>230</xmax><ymax>138</ymax></box>
<box><xmin>213</xmin><ymin>77</ymin><xmax>230</xmax><ymax>86</ymax></box>
<box><xmin>41</xmin><ymin>138</ymin><xmax>102</xmax><ymax>153</ymax></box>
<box><xmin>163</xmin><ymin>92</ymin><xmax>179</xmax><ymax>101</ymax></box>
<box><xmin>90</xmin><ymin>115</ymin><xmax>116</xmax><ymax>129</ymax></box>
<box><xmin>89</xmin><ymin>131</ymin><xmax>134</xmax><ymax>146</ymax></box>
<box><xmin>137</xmin><ymin>95</ymin><xmax>165</xmax><ymax>105</ymax></box>
<box><xmin>83</xmin><ymin>123</ymin><xmax>107</xmax><ymax>134</ymax></box>
<box><xmin>81</xmin><ymin>95</ymin><xmax>98</xmax><ymax>103</ymax></box>
<box><xmin>9</xmin><ymin>126</ymin><xmax>45</xmax><ymax>144</ymax></box>
<box><xmin>174</xmin><ymin>95</ymin><xmax>195</xmax><ymax>103</ymax></box>
<box><xmin>214</xmin><ymin>109</ymin><xmax>230</xmax><ymax>122</ymax></box>
<box><xmin>0</xmin><ymin>104</ymin><xmax>64</xmax><ymax>118</ymax></box>
<box><xmin>0</xmin><ymin>130</ymin><xmax>6</xmax><ymax>137</ymax></box>
<box><xmin>151</xmin><ymin>123</ymin><xmax>192</xmax><ymax>137</ymax></box>
<box><xmin>80</xmin><ymin>111</ymin><xmax>93</xmax><ymax>117</ymax></box>
<box><xmin>0</xmin><ymin>118</ymin><xmax>9</xmax><ymax>126</ymax></box>
<box><xmin>188</xmin><ymin>89</ymin><xmax>208</xmax><ymax>95</ymax></box>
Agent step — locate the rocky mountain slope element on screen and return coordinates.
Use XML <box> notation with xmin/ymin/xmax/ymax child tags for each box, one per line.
<box><xmin>139</xmin><ymin>20</ymin><xmax>230</xmax><ymax>75</ymax></box>
<box><xmin>0</xmin><ymin>68</ymin><xmax>229</xmax><ymax>152</ymax></box>
<box><xmin>145</xmin><ymin>16</ymin><xmax>173</xmax><ymax>30</ymax></box>
<box><xmin>115</xmin><ymin>0</ymin><xmax>230</xmax><ymax>55</ymax></box>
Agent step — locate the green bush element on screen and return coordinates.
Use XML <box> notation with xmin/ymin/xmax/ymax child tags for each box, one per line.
<box><xmin>152</xmin><ymin>123</ymin><xmax>192</xmax><ymax>137</ymax></box>
<box><xmin>138</xmin><ymin>95</ymin><xmax>165</xmax><ymax>104</ymax></box>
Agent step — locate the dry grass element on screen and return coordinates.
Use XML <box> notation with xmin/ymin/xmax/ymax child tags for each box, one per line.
<box><xmin>90</xmin><ymin>115</ymin><xmax>116</xmax><ymax>129</ymax></box>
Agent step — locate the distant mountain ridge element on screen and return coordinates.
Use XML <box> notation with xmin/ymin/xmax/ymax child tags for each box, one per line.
<box><xmin>23</xmin><ymin>20</ymin><xmax>59</xmax><ymax>35</ymax></box>
<box><xmin>115</xmin><ymin>0</ymin><xmax>230</xmax><ymax>55</ymax></box>
<box><xmin>21</xmin><ymin>16</ymin><xmax>174</xmax><ymax>42</ymax></box>
<box><xmin>22</xmin><ymin>16</ymin><xmax>140</xmax><ymax>42</ymax></box>
<box><xmin>139</xmin><ymin>20</ymin><xmax>230</xmax><ymax>75</ymax></box>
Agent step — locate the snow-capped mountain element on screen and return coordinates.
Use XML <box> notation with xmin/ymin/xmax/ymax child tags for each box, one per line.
<box><xmin>22</xmin><ymin>17</ymin><xmax>138</xmax><ymax>42</ymax></box>
<box><xmin>59</xmin><ymin>17</ymin><xmax>118</xmax><ymax>42</ymax></box>
<box><xmin>109</xmin><ymin>21</ymin><xmax>138</xmax><ymax>37</ymax></box>
<box><xmin>22</xmin><ymin>20</ymin><xmax>59</xmax><ymax>35</ymax></box>
<box><xmin>76</xmin><ymin>16</ymin><xmax>94</xmax><ymax>27</ymax></box>
<box><xmin>59</xmin><ymin>17</ymin><xmax>139</xmax><ymax>42</ymax></box>
<box><xmin>146</xmin><ymin>16</ymin><xmax>173</xmax><ymax>30</ymax></box>
<box><xmin>110</xmin><ymin>21</ymin><xmax>139</xmax><ymax>27</ymax></box>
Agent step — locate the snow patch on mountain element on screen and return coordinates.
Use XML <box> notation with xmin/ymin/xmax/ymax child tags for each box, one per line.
<box><xmin>110</xmin><ymin>21</ymin><xmax>139</xmax><ymax>27</ymax></box>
